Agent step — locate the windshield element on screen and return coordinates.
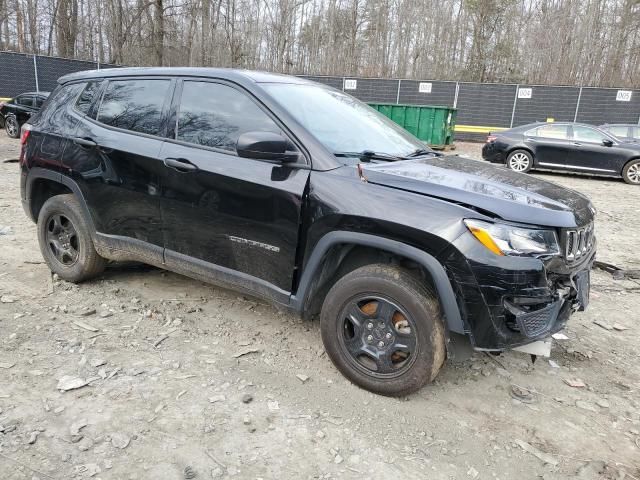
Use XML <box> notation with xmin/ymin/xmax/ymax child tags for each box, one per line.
<box><xmin>263</xmin><ymin>83</ymin><xmax>428</xmax><ymax>158</ymax></box>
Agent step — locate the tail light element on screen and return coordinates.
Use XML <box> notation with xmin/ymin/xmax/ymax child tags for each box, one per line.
<box><xmin>486</xmin><ymin>135</ymin><xmax>497</xmax><ymax>143</ymax></box>
<box><xmin>19</xmin><ymin>124</ymin><xmax>32</xmax><ymax>166</ymax></box>
<box><xmin>20</xmin><ymin>124</ymin><xmax>32</xmax><ymax>145</ymax></box>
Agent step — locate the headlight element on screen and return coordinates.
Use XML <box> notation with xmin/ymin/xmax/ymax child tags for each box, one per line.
<box><xmin>464</xmin><ymin>219</ymin><xmax>560</xmax><ymax>257</ymax></box>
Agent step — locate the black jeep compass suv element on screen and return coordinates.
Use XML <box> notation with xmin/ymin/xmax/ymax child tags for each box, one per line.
<box><xmin>19</xmin><ymin>68</ymin><xmax>596</xmax><ymax>396</ymax></box>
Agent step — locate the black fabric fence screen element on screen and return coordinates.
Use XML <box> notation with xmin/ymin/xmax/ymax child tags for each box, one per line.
<box><xmin>2</xmin><ymin>51</ymin><xmax>638</xmax><ymax>140</ymax></box>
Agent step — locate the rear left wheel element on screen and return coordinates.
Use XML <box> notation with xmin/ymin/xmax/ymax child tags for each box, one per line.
<box><xmin>5</xmin><ymin>115</ymin><xmax>19</xmax><ymax>138</ymax></box>
<box><xmin>507</xmin><ymin>149</ymin><xmax>533</xmax><ymax>173</ymax></box>
<box><xmin>37</xmin><ymin>194</ymin><xmax>106</xmax><ymax>282</ymax></box>
<box><xmin>320</xmin><ymin>264</ymin><xmax>446</xmax><ymax>396</ymax></box>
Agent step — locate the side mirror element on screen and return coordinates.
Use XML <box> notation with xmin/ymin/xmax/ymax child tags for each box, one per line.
<box><xmin>237</xmin><ymin>131</ymin><xmax>299</xmax><ymax>163</ymax></box>
<box><xmin>602</xmin><ymin>139</ymin><xmax>614</xmax><ymax>147</ymax></box>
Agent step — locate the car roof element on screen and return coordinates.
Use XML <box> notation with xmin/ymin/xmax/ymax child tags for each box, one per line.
<box><xmin>600</xmin><ymin>123</ymin><xmax>637</xmax><ymax>127</ymax></box>
<box><xmin>510</xmin><ymin>121</ymin><xmax>602</xmax><ymax>131</ymax></box>
<box><xmin>58</xmin><ymin>67</ymin><xmax>316</xmax><ymax>86</ymax></box>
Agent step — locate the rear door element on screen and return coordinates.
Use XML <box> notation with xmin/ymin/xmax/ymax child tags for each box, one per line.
<box><xmin>566</xmin><ymin>125</ymin><xmax>624</xmax><ymax>174</ymax></box>
<box><xmin>158</xmin><ymin>79</ymin><xmax>310</xmax><ymax>295</ymax></box>
<box><xmin>525</xmin><ymin>124</ymin><xmax>572</xmax><ymax>169</ymax></box>
<box><xmin>69</xmin><ymin>78</ymin><xmax>173</xmax><ymax>257</ymax></box>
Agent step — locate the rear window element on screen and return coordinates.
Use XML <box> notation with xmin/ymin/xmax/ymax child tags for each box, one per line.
<box><xmin>16</xmin><ymin>96</ymin><xmax>33</xmax><ymax>106</ymax></box>
<box><xmin>75</xmin><ymin>81</ymin><xmax>102</xmax><ymax>115</ymax></box>
<box><xmin>97</xmin><ymin>79</ymin><xmax>171</xmax><ymax>136</ymax></box>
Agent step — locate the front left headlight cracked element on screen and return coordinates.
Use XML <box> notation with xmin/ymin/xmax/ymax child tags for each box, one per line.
<box><xmin>464</xmin><ymin>219</ymin><xmax>560</xmax><ymax>257</ymax></box>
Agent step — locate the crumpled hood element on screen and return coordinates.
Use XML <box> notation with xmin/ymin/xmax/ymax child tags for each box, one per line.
<box><xmin>363</xmin><ymin>155</ymin><xmax>594</xmax><ymax>227</ymax></box>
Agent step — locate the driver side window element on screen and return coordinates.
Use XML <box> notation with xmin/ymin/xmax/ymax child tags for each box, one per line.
<box><xmin>176</xmin><ymin>81</ymin><xmax>282</xmax><ymax>153</ymax></box>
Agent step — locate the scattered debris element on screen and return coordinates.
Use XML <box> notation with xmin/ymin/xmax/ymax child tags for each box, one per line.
<box><xmin>612</xmin><ymin>323</ymin><xmax>628</xmax><ymax>331</ymax></box>
<box><xmin>548</xmin><ymin>360</ymin><xmax>560</xmax><ymax>368</ymax></box>
<box><xmin>232</xmin><ymin>348</ymin><xmax>261</xmax><ymax>358</ymax></box>
<box><xmin>593</xmin><ymin>319</ymin><xmax>613</xmax><ymax>331</ymax></box>
<box><xmin>26</xmin><ymin>431</ymin><xmax>40</xmax><ymax>444</ymax></box>
<box><xmin>0</xmin><ymin>295</ymin><xmax>17</xmax><ymax>303</ymax></box>
<box><xmin>110</xmin><ymin>432</ymin><xmax>131</xmax><ymax>449</ymax></box>
<box><xmin>0</xmin><ymin>225</ymin><xmax>12</xmax><ymax>235</ymax></box>
<box><xmin>563</xmin><ymin>378</ymin><xmax>586</xmax><ymax>388</ymax></box>
<box><xmin>514</xmin><ymin>439</ymin><xmax>558</xmax><ymax>466</ymax></box>
<box><xmin>466</xmin><ymin>466</ymin><xmax>479</xmax><ymax>478</ymax></box>
<box><xmin>510</xmin><ymin>385</ymin><xmax>535</xmax><ymax>404</ymax></box>
<box><xmin>296</xmin><ymin>374</ymin><xmax>309</xmax><ymax>383</ymax></box>
<box><xmin>57</xmin><ymin>376</ymin><xmax>90</xmax><ymax>392</ymax></box>
<box><xmin>241</xmin><ymin>393</ymin><xmax>253</xmax><ymax>404</ymax></box>
<box><xmin>73</xmin><ymin>320</ymin><xmax>99</xmax><ymax>332</ymax></box>
<box><xmin>0</xmin><ymin>362</ymin><xmax>15</xmax><ymax>369</ymax></box>
<box><xmin>184</xmin><ymin>465</ymin><xmax>197</xmax><ymax>479</ymax></box>
<box><xmin>209</xmin><ymin>395</ymin><xmax>226</xmax><ymax>403</ymax></box>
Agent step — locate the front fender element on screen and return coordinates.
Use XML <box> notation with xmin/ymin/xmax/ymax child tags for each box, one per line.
<box><xmin>290</xmin><ymin>231</ymin><xmax>465</xmax><ymax>335</ymax></box>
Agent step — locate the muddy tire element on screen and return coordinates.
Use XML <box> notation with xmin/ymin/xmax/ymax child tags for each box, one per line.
<box><xmin>320</xmin><ymin>264</ymin><xmax>446</xmax><ymax>396</ymax></box>
<box><xmin>622</xmin><ymin>159</ymin><xmax>640</xmax><ymax>185</ymax></box>
<box><xmin>5</xmin><ymin>115</ymin><xmax>19</xmax><ymax>138</ymax></box>
<box><xmin>507</xmin><ymin>149</ymin><xmax>533</xmax><ymax>173</ymax></box>
<box><xmin>37</xmin><ymin>194</ymin><xmax>106</xmax><ymax>282</ymax></box>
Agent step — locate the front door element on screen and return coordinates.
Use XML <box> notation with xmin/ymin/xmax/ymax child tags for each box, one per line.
<box><xmin>566</xmin><ymin>125</ymin><xmax>625</xmax><ymax>174</ymax></box>
<box><xmin>69</xmin><ymin>78</ymin><xmax>173</xmax><ymax>255</ymax></box>
<box><xmin>158</xmin><ymin>80</ymin><xmax>310</xmax><ymax>296</ymax></box>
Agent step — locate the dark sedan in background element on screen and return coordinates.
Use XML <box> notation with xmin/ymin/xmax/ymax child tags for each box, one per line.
<box><xmin>600</xmin><ymin>124</ymin><xmax>640</xmax><ymax>143</ymax></box>
<box><xmin>0</xmin><ymin>91</ymin><xmax>49</xmax><ymax>138</ymax></box>
<box><xmin>482</xmin><ymin>122</ymin><xmax>640</xmax><ymax>185</ymax></box>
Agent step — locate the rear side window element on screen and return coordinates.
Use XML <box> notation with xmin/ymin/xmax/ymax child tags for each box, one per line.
<box><xmin>535</xmin><ymin>124</ymin><xmax>569</xmax><ymax>140</ymax></box>
<box><xmin>34</xmin><ymin>96</ymin><xmax>46</xmax><ymax>108</ymax></box>
<box><xmin>33</xmin><ymin>83</ymin><xmax>85</xmax><ymax>131</ymax></box>
<box><xmin>16</xmin><ymin>95</ymin><xmax>33</xmax><ymax>106</ymax></box>
<box><xmin>97</xmin><ymin>79</ymin><xmax>171</xmax><ymax>136</ymax></box>
<box><xmin>75</xmin><ymin>81</ymin><xmax>102</xmax><ymax>115</ymax></box>
<box><xmin>631</xmin><ymin>127</ymin><xmax>640</xmax><ymax>139</ymax></box>
<box><xmin>176</xmin><ymin>81</ymin><xmax>280</xmax><ymax>151</ymax></box>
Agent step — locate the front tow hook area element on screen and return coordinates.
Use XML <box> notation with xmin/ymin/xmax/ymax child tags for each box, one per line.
<box><xmin>504</xmin><ymin>299</ymin><xmax>563</xmax><ymax>338</ymax></box>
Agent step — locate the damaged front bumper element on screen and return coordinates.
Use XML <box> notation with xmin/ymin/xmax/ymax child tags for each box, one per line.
<box><xmin>441</xmin><ymin>232</ymin><xmax>595</xmax><ymax>351</ymax></box>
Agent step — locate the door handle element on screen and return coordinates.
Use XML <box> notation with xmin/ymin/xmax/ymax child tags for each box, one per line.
<box><xmin>163</xmin><ymin>157</ymin><xmax>198</xmax><ymax>172</ymax></box>
<box><xmin>572</xmin><ymin>142</ymin><xmax>582</xmax><ymax>146</ymax></box>
<box><xmin>72</xmin><ymin>137</ymin><xmax>98</xmax><ymax>148</ymax></box>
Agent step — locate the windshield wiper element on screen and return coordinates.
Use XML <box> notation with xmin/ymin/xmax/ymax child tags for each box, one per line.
<box><xmin>333</xmin><ymin>150</ymin><xmax>406</xmax><ymax>162</ymax></box>
<box><xmin>406</xmin><ymin>148</ymin><xmax>441</xmax><ymax>158</ymax></box>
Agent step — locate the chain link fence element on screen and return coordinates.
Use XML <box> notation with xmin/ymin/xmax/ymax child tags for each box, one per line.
<box><xmin>2</xmin><ymin>51</ymin><xmax>639</xmax><ymax>140</ymax></box>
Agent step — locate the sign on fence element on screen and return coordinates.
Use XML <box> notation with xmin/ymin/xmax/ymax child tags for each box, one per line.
<box><xmin>418</xmin><ymin>82</ymin><xmax>432</xmax><ymax>93</ymax></box>
<box><xmin>344</xmin><ymin>79</ymin><xmax>357</xmax><ymax>90</ymax></box>
<box><xmin>616</xmin><ymin>90</ymin><xmax>632</xmax><ymax>102</ymax></box>
<box><xmin>518</xmin><ymin>87</ymin><xmax>533</xmax><ymax>99</ymax></box>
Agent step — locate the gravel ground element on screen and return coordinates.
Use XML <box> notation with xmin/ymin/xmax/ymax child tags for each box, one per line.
<box><xmin>0</xmin><ymin>136</ymin><xmax>639</xmax><ymax>480</ymax></box>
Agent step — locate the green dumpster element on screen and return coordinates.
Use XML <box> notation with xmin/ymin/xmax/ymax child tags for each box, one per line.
<box><xmin>368</xmin><ymin>103</ymin><xmax>457</xmax><ymax>149</ymax></box>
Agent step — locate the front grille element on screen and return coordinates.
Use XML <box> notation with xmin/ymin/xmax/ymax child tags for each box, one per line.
<box><xmin>564</xmin><ymin>223</ymin><xmax>594</xmax><ymax>261</ymax></box>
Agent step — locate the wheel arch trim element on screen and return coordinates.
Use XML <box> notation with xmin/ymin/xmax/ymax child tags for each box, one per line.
<box><xmin>25</xmin><ymin>168</ymin><xmax>96</xmax><ymax>233</ymax></box>
<box><xmin>290</xmin><ymin>231</ymin><xmax>465</xmax><ymax>334</ymax></box>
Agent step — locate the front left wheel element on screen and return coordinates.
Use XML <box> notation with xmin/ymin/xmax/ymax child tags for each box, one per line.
<box><xmin>37</xmin><ymin>194</ymin><xmax>106</xmax><ymax>282</ymax></box>
<box><xmin>5</xmin><ymin>115</ymin><xmax>19</xmax><ymax>138</ymax></box>
<box><xmin>320</xmin><ymin>264</ymin><xmax>446</xmax><ymax>396</ymax></box>
<box><xmin>622</xmin><ymin>159</ymin><xmax>640</xmax><ymax>185</ymax></box>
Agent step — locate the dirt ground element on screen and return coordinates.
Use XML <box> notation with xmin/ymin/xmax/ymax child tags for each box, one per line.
<box><xmin>0</xmin><ymin>136</ymin><xmax>639</xmax><ymax>480</ymax></box>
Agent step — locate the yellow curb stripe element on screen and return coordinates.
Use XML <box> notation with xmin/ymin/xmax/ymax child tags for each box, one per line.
<box><xmin>455</xmin><ymin>125</ymin><xmax>509</xmax><ymax>134</ymax></box>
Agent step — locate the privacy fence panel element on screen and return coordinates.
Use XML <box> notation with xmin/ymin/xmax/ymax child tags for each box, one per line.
<box><xmin>398</xmin><ymin>80</ymin><xmax>456</xmax><ymax>106</ymax></box>
<box><xmin>576</xmin><ymin>88</ymin><xmax>640</xmax><ymax>125</ymax></box>
<box><xmin>456</xmin><ymin>83</ymin><xmax>517</xmax><ymax>129</ymax></box>
<box><xmin>2</xmin><ymin>52</ymin><xmax>639</xmax><ymax>138</ymax></box>
<box><xmin>512</xmin><ymin>85</ymin><xmax>581</xmax><ymax>125</ymax></box>
<box><xmin>0</xmin><ymin>52</ymin><xmax>37</xmax><ymax>97</ymax></box>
